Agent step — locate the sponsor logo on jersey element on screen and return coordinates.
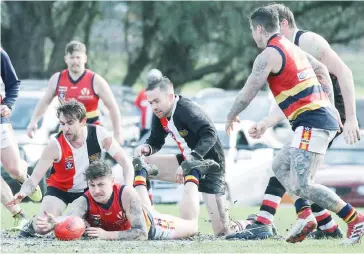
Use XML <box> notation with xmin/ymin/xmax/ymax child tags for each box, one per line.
<box><xmin>178</xmin><ymin>129</ymin><xmax>188</xmax><ymax>137</ymax></box>
<box><xmin>89</xmin><ymin>214</ymin><xmax>101</xmax><ymax>226</ymax></box>
<box><xmin>89</xmin><ymin>152</ymin><xmax>101</xmax><ymax>162</ymax></box>
<box><xmin>65</xmin><ymin>156</ymin><xmax>74</xmax><ymax>170</ymax></box>
<box><xmin>78</xmin><ymin>88</ymin><xmax>94</xmax><ymax>100</ymax></box>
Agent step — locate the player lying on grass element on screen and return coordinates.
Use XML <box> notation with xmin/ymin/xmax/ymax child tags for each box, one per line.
<box><xmin>36</xmin><ymin>160</ymin><xmax>223</xmax><ymax>240</ymax></box>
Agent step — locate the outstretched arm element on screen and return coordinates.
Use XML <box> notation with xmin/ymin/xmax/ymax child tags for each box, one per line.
<box><xmin>6</xmin><ymin>140</ymin><xmax>59</xmax><ymax>207</ymax></box>
<box><xmin>226</xmin><ymin>48</ymin><xmax>278</xmax><ymax>135</ymax></box>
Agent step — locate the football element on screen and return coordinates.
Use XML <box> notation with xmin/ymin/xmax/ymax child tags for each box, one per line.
<box><xmin>54</xmin><ymin>216</ymin><xmax>85</xmax><ymax>241</ymax></box>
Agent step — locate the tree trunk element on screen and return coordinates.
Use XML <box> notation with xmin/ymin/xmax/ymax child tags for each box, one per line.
<box><xmin>122</xmin><ymin>1</ymin><xmax>157</xmax><ymax>86</ymax></box>
<box><xmin>1</xmin><ymin>2</ymin><xmax>49</xmax><ymax>79</ymax></box>
<box><xmin>46</xmin><ymin>1</ymin><xmax>90</xmax><ymax>76</ymax></box>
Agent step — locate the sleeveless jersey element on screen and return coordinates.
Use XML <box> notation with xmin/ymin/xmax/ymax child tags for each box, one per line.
<box><xmin>294</xmin><ymin>30</ymin><xmax>346</xmax><ymax>124</ymax></box>
<box><xmin>266</xmin><ymin>34</ymin><xmax>339</xmax><ymax>131</ymax></box>
<box><xmin>84</xmin><ymin>184</ymin><xmax>131</xmax><ymax>231</ymax></box>
<box><xmin>46</xmin><ymin>125</ymin><xmax>102</xmax><ymax>192</ymax></box>
<box><xmin>84</xmin><ymin>184</ymin><xmax>152</xmax><ymax>233</ymax></box>
<box><xmin>56</xmin><ymin>69</ymin><xmax>100</xmax><ymax>124</ymax></box>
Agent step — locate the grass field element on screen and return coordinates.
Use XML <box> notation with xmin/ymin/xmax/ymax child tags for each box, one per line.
<box><xmin>1</xmin><ymin>203</ymin><xmax>363</xmax><ymax>253</ymax></box>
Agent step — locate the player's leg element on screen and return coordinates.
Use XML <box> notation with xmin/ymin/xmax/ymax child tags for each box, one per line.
<box><xmin>194</xmin><ymin>160</ymin><xmax>248</xmax><ymax>237</ymax></box>
<box><xmin>1</xmin><ymin>124</ymin><xmax>26</xmax><ymax>182</ymax></box>
<box><xmin>308</xmin><ymin>203</ymin><xmax>343</xmax><ymax>239</ymax></box>
<box><xmin>149</xmin><ymin>209</ymin><xmax>198</xmax><ymax>240</ymax></box>
<box><xmin>20</xmin><ymin>187</ymin><xmax>68</xmax><ymax>237</ymax></box>
<box><xmin>0</xmin><ymin>124</ymin><xmax>42</xmax><ymax>202</ymax></box>
<box><xmin>286</xmin><ymin>129</ymin><xmax>364</xmax><ymax>244</ymax></box>
<box><xmin>0</xmin><ymin>176</ymin><xmax>28</xmax><ymax>231</ymax></box>
<box><xmin>227</xmin><ymin>143</ymin><xmax>292</xmax><ymax>240</ymax></box>
<box><xmin>307</xmin><ymin>131</ymin><xmax>343</xmax><ymax>240</ymax></box>
<box><xmin>133</xmin><ymin>154</ymin><xmax>181</xmax><ymax>206</ymax></box>
<box><xmin>133</xmin><ymin>157</ymin><xmax>153</xmax><ymax>208</ymax></box>
<box><xmin>143</xmin><ymin>154</ymin><xmax>181</xmax><ymax>182</ymax></box>
<box><xmin>150</xmin><ymin>164</ymin><xmax>202</xmax><ymax>239</ymax></box>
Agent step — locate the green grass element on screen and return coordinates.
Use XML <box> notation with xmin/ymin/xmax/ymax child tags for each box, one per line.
<box><xmin>1</xmin><ymin>203</ymin><xmax>364</xmax><ymax>253</ymax></box>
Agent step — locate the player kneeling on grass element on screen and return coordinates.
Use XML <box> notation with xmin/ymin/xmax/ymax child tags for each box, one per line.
<box><xmin>36</xmin><ymin>160</ymin><xmax>199</xmax><ymax>240</ymax></box>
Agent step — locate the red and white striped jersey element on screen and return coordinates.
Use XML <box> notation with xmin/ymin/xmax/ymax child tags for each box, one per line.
<box><xmin>46</xmin><ymin>125</ymin><xmax>110</xmax><ymax>192</ymax></box>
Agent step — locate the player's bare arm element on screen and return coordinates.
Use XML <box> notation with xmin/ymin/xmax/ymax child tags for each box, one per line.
<box><xmin>102</xmin><ymin>135</ymin><xmax>134</xmax><ymax>185</ymax></box>
<box><xmin>27</xmin><ymin>72</ymin><xmax>59</xmax><ymax>138</ymax></box>
<box><xmin>300</xmin><ymin>32</ymin><xmax>359</xmax><ymax>143</ymax></box>
<box><xmin>304</xmin><ymin>53</ymin><xmax>335</xmax><ymax>105</ymax></box>
<box><xmin>226</xmin><ymin>48</ymin><xmax>279</xmax><ymax>135</ymax></box>
<box><xmin>37</xmin><ymin>196</ymin><xmax>89</xmax><ymax>232</ymax></box>
<box><xmin>93</xmin><ymin>74</ymin><xmax>124</xmax><ymax>144</ymax></box>
<box><xmin>86</xmin><ymin>186</ymin><xmax>148</xmax><ymax>240</ymax></box>
<box><xmin>7</xmin><ymin>140</ymin><xmax>59</xmax><ymax>206</ymax></box>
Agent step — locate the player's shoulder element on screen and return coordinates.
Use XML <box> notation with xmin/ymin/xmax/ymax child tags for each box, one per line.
<box><xmin>175</xmin><ymin>95</ymin><xmax>200</xmax><ymax>114</ymax></box>
<box><xmin>300</xmin><ymin>31</ymin><xmax>329</xmax><ymax>47</ymax></box>
<box><xmin>260</xmin><ymin>46</ymin><xmax>283</xmax><ymax>64</ymax></box>
<box><xmin>49</xmin><ymin>72</ymin><xmax>61</xmax><ymax>85</ymax></box>
<box><xmin>44</xmin><ymin>137</ymin><xmax>61</xmax><ymax>158</ymax></box>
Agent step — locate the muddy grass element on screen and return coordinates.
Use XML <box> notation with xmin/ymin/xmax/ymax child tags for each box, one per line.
<box><xmin>2</xmin><ymin>230</ymin><xmax>363</xmax><ymax>253</ymax></box>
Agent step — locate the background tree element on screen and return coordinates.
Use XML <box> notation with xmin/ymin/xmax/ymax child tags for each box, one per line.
<box><xmin>1</xmin><ymin>1</ymin><xmax>363</xmax><ymax>89</ymax></box>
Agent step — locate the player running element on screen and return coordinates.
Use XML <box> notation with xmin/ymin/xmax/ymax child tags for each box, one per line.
<box><xmin>225</xmin><ymin>6</ymin><xmax>364</xmax><ymax>245</ymax></box>
<box><xmin>228</xmin><ymin>3</ymin><xmax>361</xmax><ymax>241</ymax></box>
<box><xmin>26</xmin><ymin>41</ymin><xmax>124</xmax><ymax>144</ymax></box>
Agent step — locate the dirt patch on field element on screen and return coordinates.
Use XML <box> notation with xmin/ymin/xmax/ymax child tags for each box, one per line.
<box><xmin>0</xmin><ymin>230</ymin><xmax>223</xmax><ymax>253</ymax></box>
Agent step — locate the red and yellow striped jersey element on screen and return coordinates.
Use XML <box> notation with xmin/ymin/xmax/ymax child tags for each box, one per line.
<box><xmin>266</xmin><ymin>34</ymin><xmax>339</xmax><ymax>131</ymax></box>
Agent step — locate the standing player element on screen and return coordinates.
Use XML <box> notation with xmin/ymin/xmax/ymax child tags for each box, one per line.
<box><xmin>134</xmin><ymin>88</ymin><xmax>153</xmax><ymax>141</ymax></box>
<box><xmin>230</xmin><ymin>3</ymin><xmax>361</xmax><ymax>241</ymax></box>
<box><xmin>35</xmin><ymin>160</ymin><xmax>206</xmax><ymax>240</ymax></box>
<box><xmin>133</xmin><ymin>71</ymin><xmax>250</xmax><ymax>236</ymax></box>
<box><xmin>26</xmin><ymin>41</ymin><xmax>124</xmax><ymax>144</ymax></box>
<box><xmin>7</xmin><ymin>99</ymin><xmax>133</xmax><ymax>237</ymax></box>
<box><xmin>225</xmin><ymin>6</ymin><xmax>364</xmax><ymax>244</ymax></box>
<box><xmin>1</xmin><ymin>48</ymin><xmax>42</xmax><ymax>230</ymax></box>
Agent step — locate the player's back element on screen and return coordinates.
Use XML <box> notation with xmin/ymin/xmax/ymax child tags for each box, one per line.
<box><xmin>266</xmin><ymin>34</ymin><xmax>339</xmax><ymax>131</ymax></box>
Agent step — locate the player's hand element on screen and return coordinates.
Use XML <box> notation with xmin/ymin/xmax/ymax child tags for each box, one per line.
<box><xmin>0</xmin><ymin>105</ymin><xmax>12</xmax><ymax>118</ymax></box>
<box><xmin>6</xmin><ymin>192</ymin><xmax>26</xmax><ymax>207</ymax></box>
<box><xmin>86</xmin><ymin>227</ymin><xmax>108</xmax><ymax>239</ymax></box>
<box><xmin>175</xmin><ymin>166</ymin><xmax>184</xmax><ymax>184</ymax></box>
<box><xmin>26</xmin><ymin>122</ymin><xmax>38</xmax><ymax>139</ymax></box>
<box><xmin>114</xmin><ymin>133</ymin><xmax>125</xmax><ymax>146</ymax></box>
<box><xmin>225</xmin><ymin>116</ymin><xmax>240</xmax><ymax>136</ymax></box>
<box><xmin>36</xmin><ymin>211</ymin><xmax>57</xmax><ymax>232</ymax></box>
<box><xmin>134</xmin><ymin>144</ymin><xmax>151</xmax><ymax>157</ymax></box>
<box><xmin>248</xmin><ymin>121</ymin><xmax>268</xmax><ymax>139</ymax></box>
<box><xmin>343</xmin><ymin>117</ymin><xmax>360</xmax><ymax>145</ymax></box>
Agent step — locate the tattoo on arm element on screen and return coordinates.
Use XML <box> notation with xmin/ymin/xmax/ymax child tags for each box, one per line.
<box><xmin>65</xmin><ymin>196</ymin><xmax>88</xmax><ymax>218</ymax></box>
<box><xmin>227</xmin><ymin>53</ymin><xmax>269</xmax><ymax>120</ymax></box>
<box><xmin>306</xmin><ymin>53</ymin><xmax>335</xmax><ymax>105</ymax></box>
<box><xmin>116</xmin><ymin>196</ymin><xmax>148</xmax><ymax>240</ymax></box>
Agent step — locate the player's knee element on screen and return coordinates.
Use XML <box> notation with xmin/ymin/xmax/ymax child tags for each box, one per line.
<box><xmin>289</xmin><ymin>183</ymin><xmax>311</xmax><ymax>199</ymax></box>
<box><xmin>8</xmin><ymin>167</ymin><xmax>26</xmax><ymax>180</ymax></box>
<box><xmin>6</xmin><ymin>160</ymin><xmax>27</xmax><ymax>180</ymax></box>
